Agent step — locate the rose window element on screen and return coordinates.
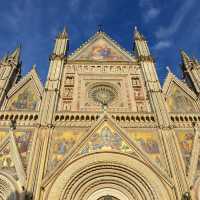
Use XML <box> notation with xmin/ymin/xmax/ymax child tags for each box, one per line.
<box><xmin>89</xmin><ymin>85</ymin><xmax>117</xmax><ymax>105</ymax></box>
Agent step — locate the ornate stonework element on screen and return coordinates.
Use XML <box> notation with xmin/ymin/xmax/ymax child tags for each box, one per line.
<box><xmin>0</xmin><ymin>28</ymin><xmax>200</xmax><ymax>200</ymax></box>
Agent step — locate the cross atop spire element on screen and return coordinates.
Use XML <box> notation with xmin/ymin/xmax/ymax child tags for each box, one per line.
<box><xmin>98</xmin><ymin>24</ymin><xmax>103</xmax><ymax>32</ymax></box>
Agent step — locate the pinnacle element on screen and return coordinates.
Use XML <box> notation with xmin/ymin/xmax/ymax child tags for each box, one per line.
<box><xmin>134</xmin><ymin>26</ymin><xmax>145</xmax><ymax>41</ymax></box>
<box><xmin>9</xmin><ymin>46</ymin><xmax>21</xmax><ymax>63</ymax></box>
<box><xmin>180</xmin><ymin>49</ymin><xmax>190</xmax><ymax>62</ymax></box>
<box><xmin>58</xmin><ymin>26</ymin><xmax>68</xmax><ymax>38</ymax></box>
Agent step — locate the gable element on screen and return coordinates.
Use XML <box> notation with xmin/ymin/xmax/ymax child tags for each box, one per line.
<box><xmin>69</xmin><ymin>32</ymin><xmax>134</xmax><ymax>62</ymax></box>
<box><xmin>78</xmin><ymin>122</ymin><xmax>132</xmax><ymax>156</ymax></box>
<box><xmin>2</xmin><ymin>67</ymin><xmax>43</xmax><ymax>111</ymax></box>
<box><xmin>166</xmin><ymin>84</ymin><xmax>197</xmax><ymax>113</ymax></box>
<box><xmin>6</xmin><ymin>82</ymin><xmax>40</xmax><ymax>111</ymax></box>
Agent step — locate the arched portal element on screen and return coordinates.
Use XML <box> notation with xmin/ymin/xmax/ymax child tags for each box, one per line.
<box><xmin>0</xmin><ymin>172</ymin><xmax>20</xmax><ymax>200</ymax></box>
<box><xmin>44</xmin><ymin>152</ymin><xmax>173</xmax><ymax>200</ymax></box>
<box><xmin>87</xmin><ymin>188</ymin><xmax>128</xmax><ymax>200</ymax></box>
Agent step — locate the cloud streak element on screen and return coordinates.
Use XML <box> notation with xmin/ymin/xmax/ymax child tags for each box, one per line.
<box><xmin>156</xmin><ymin>0</ymin><xmax>196</xmax><ymax>39</ymax></box>
<box><xmin>153</xmin><ymin>40</ymin><xmax>172</xmax><ymax>51</ymax></box>
<box><xmin>139</xmin><ymin>0</ymin><xmax>160</xmax><ymax>23</ymax></box>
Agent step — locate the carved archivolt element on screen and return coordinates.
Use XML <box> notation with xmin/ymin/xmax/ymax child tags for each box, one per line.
<box><xmin>44</xmin><ymin>153</ymin><xmax>173</xmax><ymax>200</ymax></box>
<box><xmin>0</xmin><ymin>172</ymin><xmax>19</xmax><ymax>200</ymax></box>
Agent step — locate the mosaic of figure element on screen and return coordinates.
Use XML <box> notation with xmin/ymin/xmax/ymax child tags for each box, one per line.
<box><xmin>176</xmin><ymin>131</ymin><xmax>194</xmax><ymax>170</ymax></box>
<box><xmin>76</xmin><ymin>38</ymin><xmax>127</xmax><ymax>61</ymax></box>
<box><xmin>14</xmin><ymin>131</ymin><xmax>33</xmax><ymax>170</ymax></box>
<box><xmin>47</xmin><ymin>129</ymin><xmax>83</xmax><ymax>172</ymax></box>
<box><xmin>80</xmin><ymin>124</ymin><xmax>132</xmax><ymax>155</ymax></box>
<box><xmin>167</xmin><ymin>85</ymin><xmax>196</xmax><ymax>112</ymax></box>
<box><xmin>0</xmin><ymin>145</ymin><xmax>13</xmax><ymax>169</ymax></box>
<box><xmin>0</xmin><ymin>144</ymin><xmax>18</xmax><ymax>180</ymax></box>
<box><xmin>7</xmin><ymin>87</ymin><xmax>39</xmax><ymax>111</ymax></box>
<box><xmin>128</xmin><ymin>131</ymin><xmax>162</xmax><ymax>167</ymax></box>
<box><xmin>0</xmin><ymin>131</ymin><xmax>7</xmax><ymax>144</ymax></box>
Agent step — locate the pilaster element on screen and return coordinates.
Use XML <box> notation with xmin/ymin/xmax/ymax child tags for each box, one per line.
<box><xmin>30</xmin><ymin>28</ymin><xmax>69</xmax><ymax>200</ymax></box>
<box><xmin>134</xmin><ymin>27</ymin><xmax>189</xmax><ymax>199</ymax></box>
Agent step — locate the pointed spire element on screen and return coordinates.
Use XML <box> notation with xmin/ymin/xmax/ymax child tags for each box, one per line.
<box><xmin>58</xmin><ymin>26</ymin><xmax>68</xmax><ymax>39</ymax></box>
<box><xmin>180</xmin><ymin>50</ymin><xmax>190</xmax><ymax>63</ymax></box>
<box><xmin>134</xmin><ymin>26</ymin><xmax>145</xmax><ymax>41</ymax></box>
<box><xmin>9</xmin><ymin>46</ymin><xmax>21</xmax><ymax>63</ymax></box>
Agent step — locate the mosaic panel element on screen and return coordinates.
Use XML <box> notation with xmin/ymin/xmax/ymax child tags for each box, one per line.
<box><xmin>47</xmin><ymin>129</ymin><xmax>84</xmax><ymax>172</ymax></box>
<box><xmin>14</xmin><ymin>131</ymin><xmax>33</xmax><ymax>170</ymax></box>
<box><xmin>166</xmin><ymin>85</ymin><xmax>196</xmax><ymax>112</ymax></box>
<box><xmin>0</xmin><ymin>131</ymin><xmax>7</xmax><ymax>145</ymax></box>
<box><xmin>76</xmin><ymin>38</ymin><xmax>128</xmax><ymax>61</ymax></box>
<box><xmin>80</xmin><ymin>123</ymin><xmax>132</xmax><ymax>155</ymax></box>
<box><xmin>128</xmin><ymin>131</ymin><xmax>162</xmax><ymax>167</ymax></box>
<box><xmin>0</xmin><ymin>144</ymin><xmax>18</xmax><ymax>179</ymax></box>
<box><xmin>176</xmin><ymin>131</ymin><xmax>194</xmax><ymax>171</ymax></box>
<box><xmin>7</xmin><ymin>87</ymin><xmax>39</xmax><ymax>111</ymax></box>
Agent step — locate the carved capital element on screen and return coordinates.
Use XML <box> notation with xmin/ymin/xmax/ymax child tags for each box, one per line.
<box><xmin>49</xmin><ymin>53</ymin><xmax>65</xmax><ymax>61</ymax></box>
<box><xmin>138</xmin><ymin>55</ymin><xmax>155</xmax><ymax>63</ymax></box>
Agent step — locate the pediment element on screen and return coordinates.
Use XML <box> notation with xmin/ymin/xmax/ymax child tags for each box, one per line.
<box><xmin>68</xmin><ymin>32</ymin><xmax>135</xmax><ymax>62</ymax></box>
<box><xmin>3</xmin><ymin>67</ymin><xmax>43</xmax><ymax>111</ymax></box>
<box><xmin>163</xmin><ymin>72</ymin><xmax>199</xmax><ymax>113</ymax></box>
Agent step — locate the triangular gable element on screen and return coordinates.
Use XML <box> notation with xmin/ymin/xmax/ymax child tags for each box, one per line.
<box><xmin>4</xmin><ymin>67</ymin><xmax>43</xmax><ymax>111</ymax></box>
<box><xmin>69</xmin><ymin>32</ymin><xmax>135</xmax><ymax>62</ymax></box>
<box><xmin>163</xmin><ymin>72</ymin><xmax>198</xmax><ymax>112</ymax></box>
<box><xmin>42</xmin><ymin>113</ymin><xmax>171</xmax><ymax>187</ymax></box>
<box><xmin>78</xmin><ymin>122</ymin><xmax>133</xmax><ymax>156</ymax></box>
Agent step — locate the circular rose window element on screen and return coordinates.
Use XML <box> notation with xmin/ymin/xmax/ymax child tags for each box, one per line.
<box><xmin>89</xmin><ymin>85</ymin><xmax>117</xmax><ymax>105</ymax></box>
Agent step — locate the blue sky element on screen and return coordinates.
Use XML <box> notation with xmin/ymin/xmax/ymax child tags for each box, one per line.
<box><xmin>0</xmin><ymin>0</ymin><xmax>200</xmax><ymax>84</ymax></box>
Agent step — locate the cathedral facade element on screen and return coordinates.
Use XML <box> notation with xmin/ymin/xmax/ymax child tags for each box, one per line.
<box><xmin>0</xmin><ymin>28</ymin><xmax>200</xmax><ymax>200</ymax></box>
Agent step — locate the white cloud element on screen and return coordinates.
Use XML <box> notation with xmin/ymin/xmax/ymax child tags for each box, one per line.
<box><xmin>144</xmin><ymin>7</ymin><xmax>160</xmax><ymax>22</ymax></box>
<box><xmin>156</xmin><ymin>0</ymin><xmax>196</xmax><ymax>39</ymax></box>
<box><xmin>153</xmin><ymin>40</ymin><xmax>172</xmax><ymax>50</ymax></box>
<box><xmin>139</xmin><ymin>0</ymin><xmax>160</xmax><ymax>23</ymax></box>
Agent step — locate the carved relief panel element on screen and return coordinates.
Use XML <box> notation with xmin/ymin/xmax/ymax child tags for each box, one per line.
<box><xmin>59</xmin><ymin>73</ymin><xmax>75</xmax><ymax>111</ymax></box>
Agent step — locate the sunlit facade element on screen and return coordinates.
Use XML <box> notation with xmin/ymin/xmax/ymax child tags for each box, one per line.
<box><xmin>0</xmin><ymin>28</ymin><xmax>199</xmax><ymax>200</ymax></box>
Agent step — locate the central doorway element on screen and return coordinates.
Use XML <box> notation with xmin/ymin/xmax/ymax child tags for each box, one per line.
<box><xmin>87</xmin><ymin>188</ymin><xmax>129</xmax><ymax>200</ymax></box>
<box><xmin>97</xmin><ymin>196</ymin><xmax>119</xmax><ymax>200</ymax></box>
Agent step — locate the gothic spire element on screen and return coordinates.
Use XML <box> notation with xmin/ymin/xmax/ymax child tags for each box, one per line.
<box><xmin>134</xmin><ymin>26</ymin><xmax>145</xmax><ymax>41</ymax></box>
<box><xmin>180</xmin><ymin>50</ymin><xmax>190</xmax><ymax>65</ymax></box>
<box><xmin>57</xmin><ymin>27</ymin><xmax>68</xmax><ymax>39</ymax></box>
<box><xmin>8</xmin><ymin>46</ymin><xmax>21</xmax><ymax>64</ymax></box>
